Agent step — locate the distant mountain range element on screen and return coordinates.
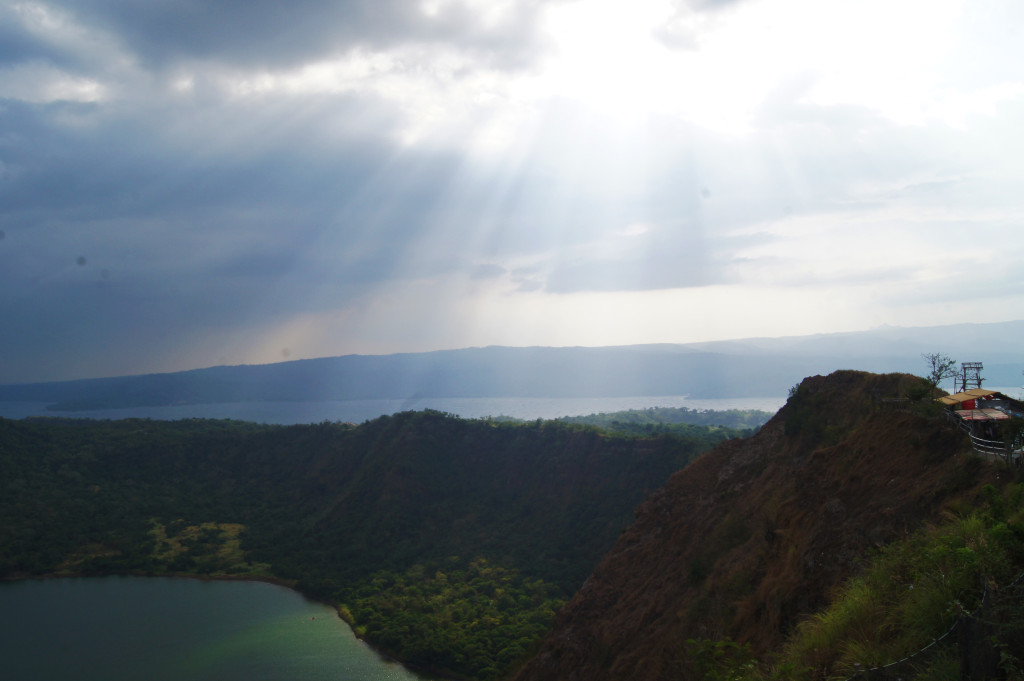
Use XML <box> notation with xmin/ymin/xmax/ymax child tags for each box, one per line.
<box><xmin>2</xmin><ymin>320</ymin><xmax>1022</xmax><ymax>410</ymax></box>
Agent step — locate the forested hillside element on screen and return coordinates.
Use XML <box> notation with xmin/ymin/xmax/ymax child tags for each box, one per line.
<box><xmin>553</xmin><ymin>406</ymin><xmax>770</xmax><ymax>434</ymax></box>
<box><xmin>0</xmin><ymin>411</ymin><xmax>742</xmax><ymax>680</ymax></box>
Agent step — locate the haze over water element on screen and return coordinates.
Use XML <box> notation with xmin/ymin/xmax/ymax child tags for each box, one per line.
<box><xmin>0</xmin><ymin>395</ymin><xmax>787</xmax><ymax>424</ymax></box>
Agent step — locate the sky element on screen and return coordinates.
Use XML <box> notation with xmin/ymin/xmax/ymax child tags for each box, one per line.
<box><xmin>2</xmin><ymin>0</ymin><xmax>1024</xmax><ymax>384</ymax></box>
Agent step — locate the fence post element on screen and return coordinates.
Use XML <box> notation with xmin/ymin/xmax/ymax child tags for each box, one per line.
<box><xmin>958</xmin><ymin>593</ymin><xmax>1000</xmax><ymax>680</ymax></box>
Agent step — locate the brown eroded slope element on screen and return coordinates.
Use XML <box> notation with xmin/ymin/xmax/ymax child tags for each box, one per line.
<box><xmin>513</xmin><ymin>370</ymin><xmax>1000</xmax><ymax>681</ymax></box>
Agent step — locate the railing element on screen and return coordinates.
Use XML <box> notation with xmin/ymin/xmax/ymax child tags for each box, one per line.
<box><xmin>944</xmin><ymin>410</ymin><xmax>1021</xmax><ymax>467</ymax></box>
<box><xmin>969</xmin><ymin>434</ymin><xmax>1012</xmax><ymax>458</ymax></box>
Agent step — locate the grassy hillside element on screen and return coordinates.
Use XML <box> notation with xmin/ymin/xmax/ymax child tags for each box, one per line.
<box><xmin>513</xmin><ymin>371</ymin><xmax>1023</xmax><ymax>681</ymax></box>
<box><xmin>774</xmin><ymin>486</ymin><xmax>1024</xmax><ymax>680</ymax></box>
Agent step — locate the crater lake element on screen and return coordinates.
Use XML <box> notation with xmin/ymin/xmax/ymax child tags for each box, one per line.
<box><xmin>0</xmin><ymin>576</ymin><xmax>433</xmax><ymax>681</ymax></box>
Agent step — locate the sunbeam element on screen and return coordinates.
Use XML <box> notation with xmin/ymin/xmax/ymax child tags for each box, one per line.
<box><xmin>1</xmin><ymin>0</ymin><xmax>1023</xmax><ymax>381</ymax></box>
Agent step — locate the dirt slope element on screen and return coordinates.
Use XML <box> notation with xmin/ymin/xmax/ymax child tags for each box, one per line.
<box><xmin>513</xmin><ymin>370</ymin><xmax>1001</xmax><ymax>681</ymax></box>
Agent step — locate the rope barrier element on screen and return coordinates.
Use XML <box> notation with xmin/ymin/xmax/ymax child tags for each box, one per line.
<box><xmin>827</xmin><ymin>400</ymin><xmax>1024</xmax><ymax>678</ymax></box>
<box><xmin>840</xmin><ymin>572</ymin><xmax>1024</xmax><ymax>680</ymax></box>
<box><xmin>844</xmin><ymin>610</ymin><xmax>961</xmax><ymax>679</ymax></box>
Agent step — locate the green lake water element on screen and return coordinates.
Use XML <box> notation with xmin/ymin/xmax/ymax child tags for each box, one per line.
<box><xmin>0</xmin><ymin>576</ymin><xmax>431</xmax><ymax>681</ymax></box>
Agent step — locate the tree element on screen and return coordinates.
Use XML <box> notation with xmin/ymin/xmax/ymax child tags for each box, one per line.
<box><xmin>922</xmin><ymin>352</ymin><xmax>957</xmax><ymax>394</ymax></box>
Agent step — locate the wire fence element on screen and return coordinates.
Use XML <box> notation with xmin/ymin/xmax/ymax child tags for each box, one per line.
<box><xmin>842</xmin><ymin>571</ymin><xmax>1024</xmax><ymax>681</ymax></box>
<box><xmin>829</xmin><ymin>400</ymin><xmax>1024</xmax><ymax>679</ymax></box>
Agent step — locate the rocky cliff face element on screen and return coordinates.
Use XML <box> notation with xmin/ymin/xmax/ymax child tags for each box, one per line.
<box><xmin>513</xmin><ymin>371</ymin><xmax>1000</xmax><ymax>681</ymax></box>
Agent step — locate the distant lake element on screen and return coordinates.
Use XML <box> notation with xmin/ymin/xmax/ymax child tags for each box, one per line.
<box><xmin>0</xmin><ymin>576</ymin><xmax>431</xmax><ymax>681</ymax></box>
<box><xmin>0</xmin><ymin>395</ymin><xmax>787</xmax><ymax>424</ymax></box>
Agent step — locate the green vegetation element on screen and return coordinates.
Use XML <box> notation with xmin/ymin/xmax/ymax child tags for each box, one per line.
<box><xmin>553</xmin><ymin>405</ymin><xmax>770</xmax><ymax>435</ymax></box>
<box><xmin>687</xmin><ymin>482</ymin><xmax>1024</xmax><ymax>681</ymax></box>
<box><xmin>681</xmin><ymin>639</ymin><xmax>759</xmax><ymax>681</ymax></box>
<box><xmin>687</xmin><ymin>512</ymin><xmax>752</xmax><ymax>586</ymax></box>
<box><xmin>343</xmin><ymin>558</ymin><xmax>562</xmax><ymax>680</ymax></box>
<box><xmin>147</xmin><ymin>520</ymin><xmax>272</xmax><ymax>577</ymax></box>
<box><xmin>0</xmin><ymin>409</ymin><xmax>734</xmax><ymax>680</ymax></box>
<box><xmin>777</xmin><ymin>482</ymin><xmax>1024</xmax><ymax>680</ymax></box>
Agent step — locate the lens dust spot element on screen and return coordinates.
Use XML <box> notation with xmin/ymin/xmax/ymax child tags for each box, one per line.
<box><xmin>281</xmin><ymin>348</ymin><xmax>292</xmax><ymax>358</ymax></box>
<box><xmin>76</xmin><ymin>256</ymin><xmax>87</xmax><ymax>266</ymax></box>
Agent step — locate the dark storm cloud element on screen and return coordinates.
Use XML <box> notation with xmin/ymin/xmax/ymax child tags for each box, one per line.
<box><xmin>0</xmin><ymin>10</ymin><xmax>55</xmax><ymax>66</ymax></box>
<box><xmin>0</xmin><ymin>82</ymin><xmax>555</xmax><ymax>343</ymax></box>
<box><xmin>0</xmin><ymin>85</ymin><xmax>485</xmax><ymax>384</ymax></box>
<box><xmin>0</xmin><ymin>1</ymin><xmax>722</xmax><ymax>359</ymax></box>
<box><xmin>0</xmin><ymin>4</ymin><xmax>123</xmax><ymax>75</ymax></box>
<box><xmin>54</xmin><ymin>0</ymin><xmax>555</xmax><ymax>70</ymax></box>
<box><xmin>0</xmin><ymin>269</ymin><xmax>258</xmax><ymax>381</ymax></box>
<box><xmin>0</xmin><ymin>76</ymin><xmax>542</xmax><ymax>303</ymax></box>
<box><xmin>0</xmin><ymin>91</ymin><xmax>405</xmax><ymax>225</ymax></box>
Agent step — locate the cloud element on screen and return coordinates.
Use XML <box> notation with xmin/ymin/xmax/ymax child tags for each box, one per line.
<box><xmin>0</xmin><ymin>8</ymin><xmax>58</xmax><ymax>66</ymax></box>
<box><xmin>470</xmin><ymin>263</ymin><xmax>507</xmax><ymax>280</ymax></box>
<box><xmin>1</xmin><ymin>0</ymin><xmax>1024</xmax><ymax>383</ymax></box>
<box><xmin>537</xmin><ymin>218</ymin><xmax>725</xmax><ymax>293</ymax></box>
<box><xmin>652</xmin><ymin>0</ymin><xmax>747</xmax><ymax>50</ymax></box>
<box><xmin>43</xmin><ymin>0</ymin><xmax>555</xmax><ymax>71</ymax></box>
